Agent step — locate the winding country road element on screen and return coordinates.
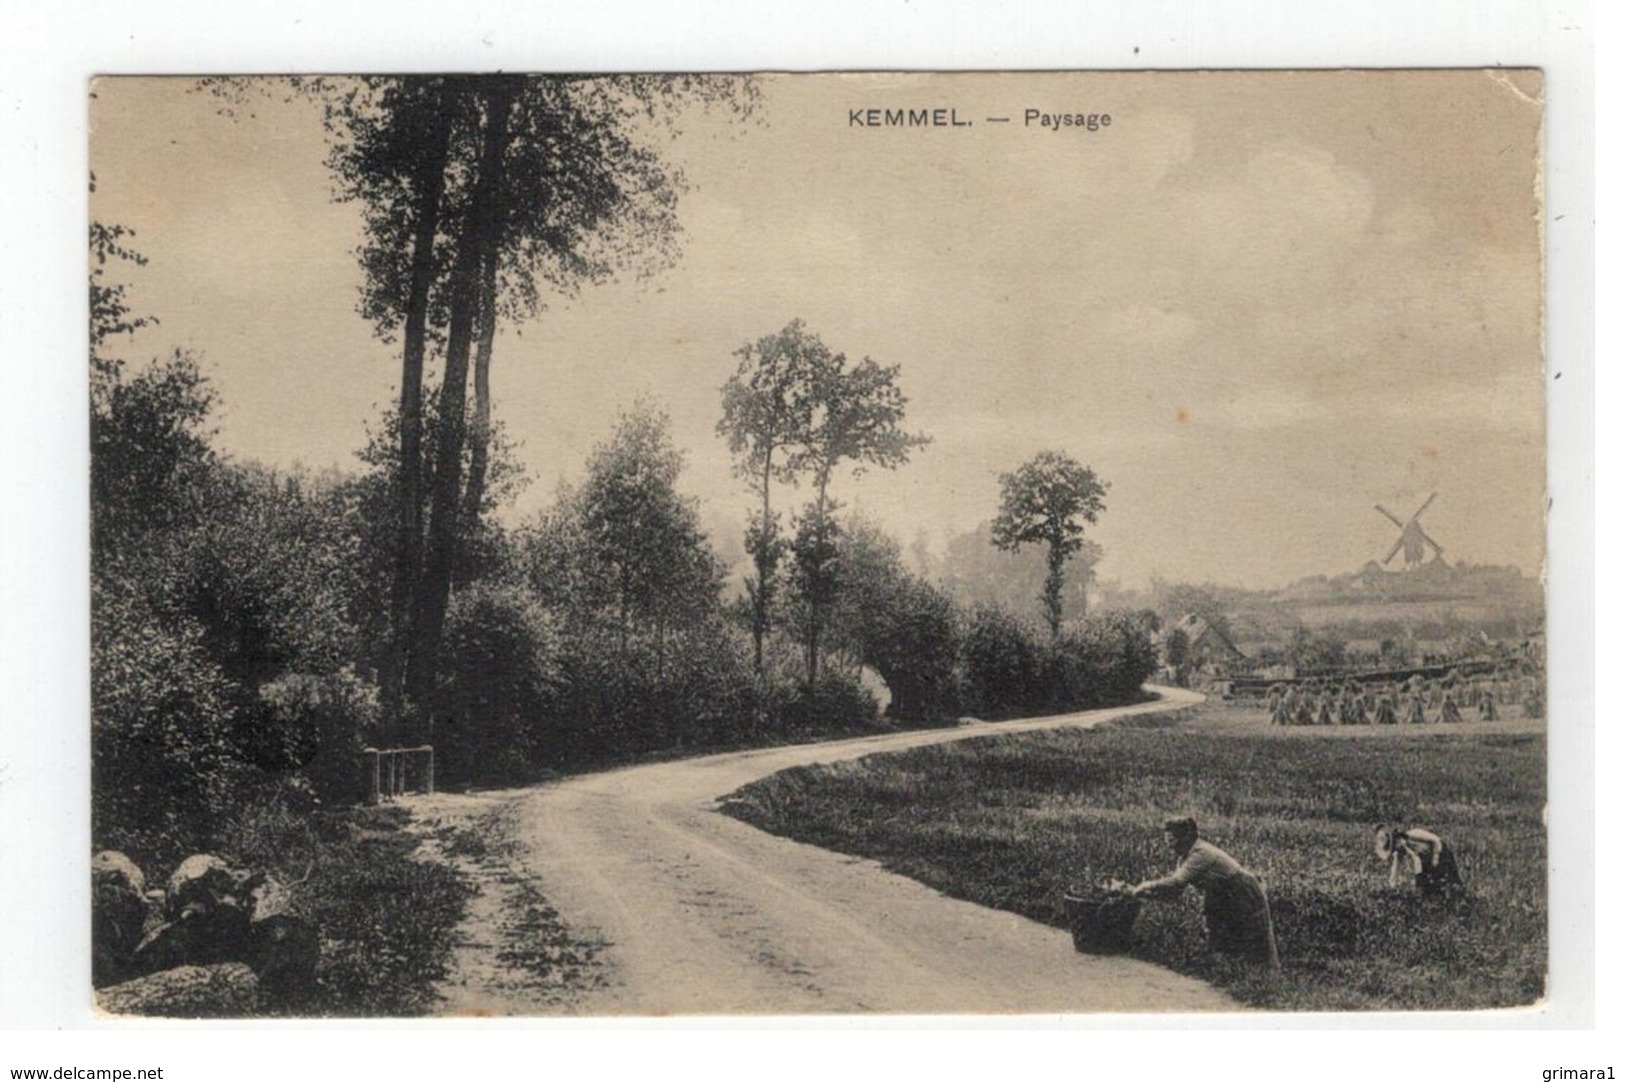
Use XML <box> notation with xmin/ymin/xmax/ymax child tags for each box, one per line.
<box><xmin>427</xmin><ymin>686</ymin><xmax>1233</xmax><ymax>1015</ymax></box>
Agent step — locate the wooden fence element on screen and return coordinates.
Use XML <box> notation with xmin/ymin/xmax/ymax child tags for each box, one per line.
<box><xmin>359</xmin><ymin>745</ymin><xmax>434</xmax><ymax>804</ymax></box>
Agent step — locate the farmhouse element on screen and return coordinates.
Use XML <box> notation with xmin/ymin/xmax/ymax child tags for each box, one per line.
<box><xmin>1163</xmin><ymin>613</ymin><xmax>1247</xmax><ymax>669</ymax></box>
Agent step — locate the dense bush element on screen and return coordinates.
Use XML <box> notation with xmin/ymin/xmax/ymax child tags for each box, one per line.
<box><xmin>548</xmin><ymin>620</ymin><xmax>765</xmax><ymax>766</ymax></box>
<box><xmin>960</xmin><ymin>605</ymin><xmax>1044</xmax><ymax>717</ymax></box>
<box><xmin>171</xmin><ymin>466</ymin><xmax>366</xmax><ymax>693</ymax></box>
<box><xmin>859</xmin><ymin>577</ymin><xmax>961</xmax><ymax>723</ymax></box>
<box><xmin>959</xmin><ymin>607</ymin><xmax>1157</xmax><ymax>719</ymax></box>
<box><xmin>1035</xmin><ymin>631</ymin><xmax>1092</xmax><ymax>711</ymax></box>
<box><xmin>643</xmin><ymin>622</ymin><xmax>764</xmax><ymax>748</ymax></box>
<box><xmin>774</xmin><ymin>670</ymin><xmax>880</xmax><ymax>736</ymax></box>
<box><xmin>1035</xmin><ymin>613</ymin><xmax>1159</xmax><ymax>712</ymax></box>
<box><xmin>253</xmin><ymin>668</ymin><xmax>381</xmax><ymax>802</ymax></box>
<box><xmin>93</xmin><ymin>449</ymin><xmax>382</xmax><ymax>858</ymax></box>
<box><xmin>92</xmin><ymin>580</ymin><xmax>244</xmax><ymax>868</ymax></box>
<box><xmin>1071</xmin><ymin>610</ymin><xmax>1160</xmax><ymax>705</ymax></box>
<box><xmin>91</xmin><ymin>358</ymin><xmax>379</xmax><ymax>853</ymax></box>
<box><xmin>438</xmin><ymin>582</ymin><xmax>561</xmax><ymax>786</ymax></box>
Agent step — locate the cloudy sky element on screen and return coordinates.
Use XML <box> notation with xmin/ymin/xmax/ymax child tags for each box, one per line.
<box><xmin>90</xmin><ymin>70</ymin><xmax>1545</xmax><ymax>590</ymax></box>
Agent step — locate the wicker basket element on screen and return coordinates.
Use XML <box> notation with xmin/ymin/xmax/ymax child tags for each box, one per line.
<box><xmin>1062</xmin><ymin>890</ymin><xmax>1141</xmax><ymax>954</ymax></box>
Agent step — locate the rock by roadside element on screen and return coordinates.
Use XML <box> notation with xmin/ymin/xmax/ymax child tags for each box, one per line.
<box><xmin>93</xmin><ymin>849</ymin><xmax>317</xmax><ymax>1017</ymax></box>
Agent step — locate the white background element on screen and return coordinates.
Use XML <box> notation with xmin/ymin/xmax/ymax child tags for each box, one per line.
<box><xmin>0</xmin><ymin>0</ymin><xmax>1602</xmax><ymax>1076</ymax></box>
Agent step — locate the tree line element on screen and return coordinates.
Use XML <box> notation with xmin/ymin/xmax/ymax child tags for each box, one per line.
<box><xmin>90</xmin><ymin>76</ymin><xmax>1155</xmax><ymax>871</ymax></box>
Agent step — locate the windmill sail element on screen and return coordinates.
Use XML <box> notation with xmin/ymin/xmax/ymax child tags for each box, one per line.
<box><xmin>1375</xmin><ymin>494</ymin><xmax>1442</xmax><ymax>569</ymax></box>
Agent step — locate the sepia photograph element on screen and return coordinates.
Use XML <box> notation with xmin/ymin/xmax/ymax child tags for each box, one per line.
<box><xmin>86</xmin><ymin>69</ymin><xmax>1548</xmax><ymax>1019</ymax></box>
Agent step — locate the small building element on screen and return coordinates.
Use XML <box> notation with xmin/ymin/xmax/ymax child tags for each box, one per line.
<box><xmin>1162</xmin><ymin>613</ymin><xmax>1248</xmax><ymax>671</ymax></box>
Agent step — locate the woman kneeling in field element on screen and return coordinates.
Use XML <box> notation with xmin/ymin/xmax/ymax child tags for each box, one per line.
<box><xmin>1374</xmin><ymin>825</ymin><xmax>1464</xmax><ymax>897</ymax></box>
<box><xmin>1133</xmin><ymin>817</ymin><xmax>1281</xmax><ymax>970</ymax></box>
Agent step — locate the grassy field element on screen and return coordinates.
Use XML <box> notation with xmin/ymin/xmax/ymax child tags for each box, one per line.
<box><xmin>720</xmin><ymin>702</ymin><xmax>1546</xmax><ymax>1011</ymax></box>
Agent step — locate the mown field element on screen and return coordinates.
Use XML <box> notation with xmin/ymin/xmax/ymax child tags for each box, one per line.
<box><xmin>720</xmin><ymin>703</ymin><xmax>1546</xmax><ymax>1011</ymax></box>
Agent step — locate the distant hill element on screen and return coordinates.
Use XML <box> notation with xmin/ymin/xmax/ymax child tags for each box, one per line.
<box><xmin>1098</xmin><ymin>559</ymin><xmax>1543</xmax><ymax>654</ymax></box>
<box><xmin>1280</xmin><ymin>557</ymin><xmax>1538</xmax><ymax>605</ymax></box>
<box><xmin>1225</xmin><ymin>559</ymin><xmax>1542</xmax><ymax>648</ymax></box>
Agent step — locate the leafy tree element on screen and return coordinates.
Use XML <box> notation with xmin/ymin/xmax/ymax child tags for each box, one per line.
<box><xmin>401</xmin><ymin>76</ymin><xmax>517</xmax><ymax>733</ymax></box>
<box><xmin>438</xmin><ymin>581</ymin><xmax>560</xmax><ymax>785</ymax></box>
<box><xmin>574</xmin><ymin>401</ymin><xmax>724</xmax><ymax>661</ymax></box>
<box><xmin>91</xmin><ymin>348</ymin><xmax>218</xmax><ymax>562</ymax></box>
<box><xmin>717</xmin><ymin>319</ymin><xmax>824</xmax><ymax>673</ymax></box>
<box><xmin>247</xmin><ymin>73</ymin><xmax>760</xmax><ymax>735</ymax></box>
<box><xmin>779</xmin><ymin>323</ymin><xmax>929</xmax><ymax>682</ymax></box>
<box><xmin>89</xmin><ymin>175</ymin><xmax>158</xmax><ymax>379</ymax></box>
<box><xmin>787</xmin><ymin>504</ymin><xmax>844</xmax><ymax>680</ymax></box>
<box><xmin>322</xmin><ymin>76</ymin><xmax>461</xmax><ymax>731</ymax></box>
<box><xmin>524</xmin><ymin>402</ymin><xmax>722</xmax><ymax>664</ymax></box>
<box><xmin>990</xmin><ymin>451</ymin><xmax>1109</xmax><ymax>637</ymax></box>
<box><xmin>349</xmin><ymin>387</ymin><xmax>528</xmax><ymax>672</ymax></box>
<box><xmin>519</xmin><ymin>488</ymin><xmax>598</xmax><ymax>629</ymax></box>
<box><xmin>824</xmin><ymin>515</ymin><xmax>908</xmax><ymax>667</ymax></box>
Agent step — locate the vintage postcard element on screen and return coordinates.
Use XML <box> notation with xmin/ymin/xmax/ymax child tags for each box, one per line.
<box><xmin>88</xmin><ymin>70</ymin><xmax>1545</xmax><ymax>1017</ymax></box>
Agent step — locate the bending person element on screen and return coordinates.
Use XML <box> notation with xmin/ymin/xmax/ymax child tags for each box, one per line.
<box><xmin>1374</xmin><ymin>825</ymin><xmax>1464</xmax><ymax>897</ymax></box>
<box><xmin>1132</xmin><ymin>817</ymin><xmax>1281</xmax><ymax>970</ymax></box>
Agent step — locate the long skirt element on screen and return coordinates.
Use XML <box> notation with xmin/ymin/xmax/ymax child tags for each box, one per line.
<box><xmin>1202</xmin><ymin>874</ymin><xmax>1281</xmax><ymax>969</ymax></box>
<box><xmin>1415</xmin><ymin>843</ymin><xmax>1465</xmax><ymax>897</ymax></box>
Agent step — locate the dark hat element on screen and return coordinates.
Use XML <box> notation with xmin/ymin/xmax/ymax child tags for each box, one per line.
<box><xmin>1163</xmin><ymin>816</ymin><xmax>1198</xmax><ymax>840</ymax></box>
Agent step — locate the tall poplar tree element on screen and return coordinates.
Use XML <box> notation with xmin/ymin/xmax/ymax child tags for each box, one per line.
<box><xmin>317</xmin><ymin>74</ymin><xmax>756</xmax><ymax>736</ymax></box>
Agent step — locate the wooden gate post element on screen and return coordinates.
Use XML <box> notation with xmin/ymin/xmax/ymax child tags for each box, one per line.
<box><xmin>358</xmin><ymin>745</ymin><xmax>434</xmax><ymax>803</ymax></box>
<box><xmin>361</xmin><ymin>748</ymin><xmax>380</xmax><ymax>805</ymax></box>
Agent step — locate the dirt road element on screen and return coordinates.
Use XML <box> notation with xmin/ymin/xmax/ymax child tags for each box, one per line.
<box><xmin>429</xmin><ymin>687</ymin><xmax>1234</xmax><ymax>1015</ymax></box>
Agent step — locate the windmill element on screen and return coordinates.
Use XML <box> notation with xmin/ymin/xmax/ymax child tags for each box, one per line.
<box><xmin>1374</xmin><ymin>493</ymin><xmax>1445</xmax><ymax>569</ymax></box>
